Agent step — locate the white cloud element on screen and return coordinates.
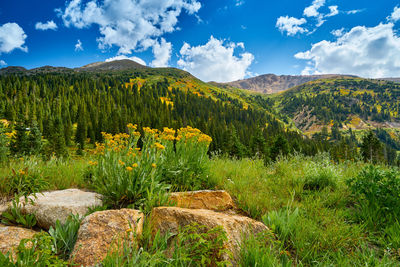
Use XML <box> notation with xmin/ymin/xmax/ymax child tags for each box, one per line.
<box><xmin>278</xmin><ymin>0</ymin><xmax>343</xmax><ymax>36</ymax></box>
<box><xmin>177</xmin><ymin>36</ymin><xmax>254</xmax><ymax>82</ymax></box>
<box><xmin>327</xmin><ymin>6</ymin><xmax>339</xmax><ymax>17</ymax></box>
<box><xmin>346</xmin><ymin>9</ymin><xmax>363</xmax><ymax>15</ymax></box>
<box><xmin>388</xmin><ymin>6</ymin><xmax>400</xmax><ymax>22</ymax></box>
<box><xmin>58</xmin><ymin>0</ymin><xmax>201</xmax><ymax>64</ymax></box>
<box><xmin>303</xmin><ymin>0</ymin><xmax>325</xmax><ymax>17</ymax></box>
<box><xmin>105</xmin><ymin>55</ymin><xmax>146</xmax><ymax>66</ymax></box>
<box><xmin>235</xmin><ymin>0</ymin><xmax>245</xmax><ymax>7</ymax></box>
<box><xmin>276</xmin><ymin>16</ymin><xmax>308</xmax><ymax>36</ymax></box>
<box><xmin>151</xmin><ymin>38</ymin><xmax>171</xmax><ymax>67</ymax></box>
<box><xmin>35</xmin><ymin>20</ymin><xmax>58</xmax><ymax>31</ymax></box>
<box><xmin>295</xmin><ymin>23</ymin><xmax>400</xmax><ymax>78</ymax></box>
<box><xmin>0</xmin><ymin>60</ymin><xmax>6</xmax><ymax>66</ymax></box>
<box><xmin>0</xmin><ymin>23</ymin><xmax>27</xmax><ymax>54</ymax></box>
<box><xmin>75</xmin><ymin>39</ymin><xmax>83</xmax><ymax>51</ymax></box>
<box><xmin>331</xmin><ymin>28</ymin><xmax>344</xmax><ymax>37</ymax></box>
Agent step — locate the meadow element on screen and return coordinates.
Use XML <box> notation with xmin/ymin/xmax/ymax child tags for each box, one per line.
<box><xmin>2</xmin><ymin>145</ymin><xmax>400</xmax><ymax>265</ymax></box>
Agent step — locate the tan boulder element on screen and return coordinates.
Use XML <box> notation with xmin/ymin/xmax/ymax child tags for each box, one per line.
<box><xmin>71</xmin><ymin>208</ymin><xmax>144</xmax><ymax>266</ymax></box>
<box><xmin>21</xmin><ymin>189</ymin><xmax>102</xmax><ymax>230</ymax></box>
<box><xmin>0</xmin><ymin>224</ymin><xmax>37</xmax><ymax>256</ymax></box>
<box><xmin>169</xmin><ymin>190</ymin><xmax>235</xmax><ymax>211</ymax></box>
<box><xmin>150</xmin><ymin>207</ymin><xmax>269</xmax><ymax>263</ymax></box>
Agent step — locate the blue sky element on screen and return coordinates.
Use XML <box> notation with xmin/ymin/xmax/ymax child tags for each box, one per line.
<box><xmin>1</xmin><ymin>0</ymin><xmax>400</xmax><ymax>82</ymax></box>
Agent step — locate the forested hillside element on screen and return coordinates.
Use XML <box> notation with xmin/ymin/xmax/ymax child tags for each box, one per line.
<box><xmin>0</xmin><ymin>67</ymin><xmax>325</xmax><ymax>159</ymax></box>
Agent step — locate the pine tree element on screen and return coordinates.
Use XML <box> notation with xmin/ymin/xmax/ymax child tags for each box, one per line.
<box><xmin>360</xmin><ymin>131</ymin><xmax>384</xmax><ymax>164</ymax></box>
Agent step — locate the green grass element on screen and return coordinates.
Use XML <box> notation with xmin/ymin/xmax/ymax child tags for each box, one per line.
<box><xmin>209</xmin><ymin>153</ymin><xmax>399</xmax><ymax>265</ymax></box>
<box><xmin>2</xmin><ymin>152</ymin><xmax>400</xmax><ymax>265</ymax></box>
<box><xmin>0</xmin><ymin>155</ymin><xmax>90</xmax><ymax>193</ymax></box>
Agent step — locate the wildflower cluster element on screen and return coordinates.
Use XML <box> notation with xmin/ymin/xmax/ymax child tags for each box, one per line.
<box><xmin>87</xmin><ymin>123</ymin><xmax>213</xmax><ymax>208</ymax></box>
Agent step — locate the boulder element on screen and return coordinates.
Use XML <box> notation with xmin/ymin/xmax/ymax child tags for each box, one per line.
<box><xmin>21</xmin><ymin>189</ymin><xmax>102</xmax><ymax>230</ymax></box>
<box><xmin>150</xmin><ymin>207</ymin><xmax>269</xmax><ymax>263</ymax></box>
<box><xmin>0</xmin><ymin>224</ymin><xmax>37</xmax><ymax>256</ymax></box>
<box><xmin>71</xmin><ymin>209</ymin><xmax>144</xmax><ymax>266</ymax></box>
<box><xmin>169</xmin><ymin>190</ymin><xmax>235</xmax><ymax>211</ymax></box>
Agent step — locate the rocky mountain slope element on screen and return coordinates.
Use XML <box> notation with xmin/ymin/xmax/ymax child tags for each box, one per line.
<box><xmin>221</xmin><ymin>74</ymin><xmax>357</xmax><ymax>94</ymax></box>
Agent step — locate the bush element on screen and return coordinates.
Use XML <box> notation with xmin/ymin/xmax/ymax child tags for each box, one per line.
<box><xmin>347</xmin><ymin>165</ymin><xmax>400</xmax><ymax>228</ymax></box>
<box><xmin>49</xmin><ymin>214</ymin><xmax>82</xmax><ymax>259</ymax></box>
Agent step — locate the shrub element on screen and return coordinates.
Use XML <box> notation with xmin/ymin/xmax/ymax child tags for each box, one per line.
<box><xmin>49</xmin><ymin>214</ymin><xmax>82</xmax><ymax>259</ymax></box>
<box><xmin>347</xmin><ymin>165</ymin><xmax>400</xmax><ymax>228</ymax></box>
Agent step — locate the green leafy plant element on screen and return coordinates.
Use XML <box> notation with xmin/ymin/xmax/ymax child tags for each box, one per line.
<box><xmin>1</xmin><ymin>195</ymin><xmax>37</xmax><ymax>229</ymax></box>
<box><xmin>347</xmin><ymin>165</ymin><xmax>400</xmax><ymax>228</ymax></box>
<box><xmin>89</xmin><ymin>124</ymin><xmax>169</xmax><ymax>209</ymax></box>
<box><xmin>262</xmin><ymin>206</ymin><xmax>300</xmax><ymax>249</ymax></box>
<box><xmin>49</xmin><ymin>214</ymin><xmax>82</xmax><ymax>259</ymax></box>
<box><xmin>171</xmin><ymin>223</ymin><xmax>231</xmax><ymax>266</ymax></box>
<box><xmin>0</xmin><ymin>167</ymin><xmax>48</xmax><ymax>199</ymax></box>
<box><xmin>0</xmin><ymin>232</ymin><xmax>67</xmax><ymax>266</ymax></box>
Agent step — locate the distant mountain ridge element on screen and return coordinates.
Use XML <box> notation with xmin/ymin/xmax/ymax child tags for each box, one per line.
<box><xmin>221</xmin><ymin>74</ymin><xmax>358</xmax><ymax>94</ymax></box>
<box><xmin>0</xmin><ymin>59</ymin><xmax>146</xmax><ymax>75</ymax></box>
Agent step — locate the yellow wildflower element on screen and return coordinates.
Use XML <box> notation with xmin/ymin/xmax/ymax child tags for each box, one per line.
<box><xmin>152</xmin><ymin>163</ymin><xmax>157</xmax><ymax>168</ymax></box>
<box><xmin>88</xmin><ymin>160</ymin><xmax>98</xmax><ymax>166</ymax></box>
<box><xmin>119</xmin><ymin>160</ymin><xmax>125</xmax><ymax>166</ymax></box>
<box><xmin>126</xmin><ymin>166</ymin><xmax>133</xmax><ymax>172</ymax></box>
<box><xmin>18</xmin><ymin>169</ymin><xmax>26</xmax><ymax>175</ymax></box>
<box><xmin>132</xmin><ymin>163</ymin><xmax>138</xmax><ymax>168</ymax></box>
<box><xmin>154</xmin><ymin>143</ymin><xmax>165</xmax><ymax>150</ymax></box>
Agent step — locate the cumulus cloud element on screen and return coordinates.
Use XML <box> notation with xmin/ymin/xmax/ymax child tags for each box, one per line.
<box><xmin>151</xmin><ymin>38</ymin><xmax>172</xmax><ymax>67</ymax></box>
<box><xmin>58</xmin><ymin>0</ymin><xmax>201</xmax><ymax>65</ymax></box>
<box><xmin>295</xmin><ymin>23</ymin><xmax>400</xmax><ymax>78</ymax></box>
<box><xmin>105</xmin><ymin>55</ymin><xmax>146</xmax><ymax>66</ymax></box>
<box><xmin>35</xmin><ymin>20</ymin><xmax>58</xmax><ymax>31</ymax></box>
<box><xmin>388</xmin><ymin>6</ymin><xmax>400</xmax><ymax>22</ymax></box>
<box><xmin>276</xmin><ymin>16</ymin><xmax>308</xmax><ymax>36</ymax></box>
<box><xmin>177</xmin><ymin>36</ymin><xmax>254</xmax><ymax>82</ymax></box>
<box><xmin>75</xmin><ymin>39</ymin><xmax>83</xmax><ymax>51</ymax></box>
<box><xmin>0</xmin><ymin>23</ymin><xmax>27</xmax><ymax>54</ymax></box>
<box><xmin>0</xmin><ymin>60</ymin><xmax>6</xmax><ymax>66</ymax></box>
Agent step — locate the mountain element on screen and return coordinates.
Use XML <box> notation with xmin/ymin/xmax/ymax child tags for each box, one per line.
<box><xmin>221</xmin><ymin>74</ymin><xmax>357</xmax><ymax>94</ymax></box>
<box><xmin>269</xmin><ymin>77</ymin><xmax>400</xmax><ymax>134</ymax></box>
<box><xmin>78</xmin><ymin>59</ymin><xmax>147</xmax><ymax>72</ymax></box>
<box><xmin>0</xmin><ymin>59</ymin><xmax>147</xmax><ymax>75</ymax></box>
